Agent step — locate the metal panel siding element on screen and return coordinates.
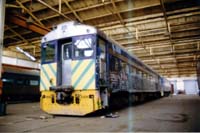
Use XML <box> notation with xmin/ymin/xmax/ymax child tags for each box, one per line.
<box><xmin>62</xmin><ymin>60</ymin><xmax>72</xmax><ymax>86</ymax></box>
<box><xmin>40</xmin><ymin>63</ymin><xmax>57</xmax><ymax>91</ymax></box>
<box><xmin>71</xmin><ymin>59</ymin><xmax>96</xmax><ymax>90</ymax></box>
<box><xmin>184</xmin><ymin>80</ymin><xmax>198</xmax><ymax>95</ymax></box>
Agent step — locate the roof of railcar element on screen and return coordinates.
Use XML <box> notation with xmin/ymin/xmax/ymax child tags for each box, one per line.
<box><xmin>42</xmin><ymin>21</ymin><xmax>159</xmax><ymax>76</ymax></box>
<box><xmin>2</xmin><ymin>65</ymin><xmax>39</xmax><ymax>76</ymax></box>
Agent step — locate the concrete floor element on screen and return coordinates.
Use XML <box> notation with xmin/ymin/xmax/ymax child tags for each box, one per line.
<box><xmin>0</xmin><ymin>95</ymin><xmax>200</xmax><ymax>132</ymax></box>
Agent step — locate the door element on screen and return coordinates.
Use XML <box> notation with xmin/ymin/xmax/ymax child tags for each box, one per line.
<box><xmin>170</xmin><ymin>80</ymin><xmax>177</xmax><ymax>94</ymax></box>
<box><xmin>98</xmin><ymin>38</ymin><xmax>107</xmax><ymax>82</ymax></box>
<box><xmin>184</xmin><ymin>80</ymin><xmax>198</xmax><ymax>95</ymax></box>
<box><xmin>61</xmin><ymin>43</ymin><xmax>72</xmax><ymax>86</ymax></box>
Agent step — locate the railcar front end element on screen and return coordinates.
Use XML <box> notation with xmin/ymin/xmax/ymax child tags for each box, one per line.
<box><xmin>40</xmin><ymin>23</ymin><xmax>105</xmax><ymax>115</ymax></box>
<box><xmin>40</xmin><ymin>21</ymin><xmax>171</xmax><ymax>116</ymax></box>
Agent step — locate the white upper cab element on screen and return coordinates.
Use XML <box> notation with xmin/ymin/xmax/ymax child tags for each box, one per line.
<box><xmin>41</xmin><ymin>21</ymin><xmax>97</xmax><ymax>43</ymax></box>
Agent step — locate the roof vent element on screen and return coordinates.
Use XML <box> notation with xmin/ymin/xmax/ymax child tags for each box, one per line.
<box><xmin>74</xmin><ymin>21</ymin><xmax>81</xmax><ymax>25</ymax></box>
<box><xmin>87</xmin><ymin>29</ymin><xmax>90</xmax><ymax>33</ymax></box>
<box><xmin>52</xmin><ymin>25</ymin><xmax>57</xmax><ymax>30</ymax></box>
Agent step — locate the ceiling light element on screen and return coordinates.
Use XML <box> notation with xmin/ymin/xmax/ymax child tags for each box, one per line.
<box><xmin>16</xmin><ymin>46</ymin><xmax>36</xmax><ymax>61</ymax></box>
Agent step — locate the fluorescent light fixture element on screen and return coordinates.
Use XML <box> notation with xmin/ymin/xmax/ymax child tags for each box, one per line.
<box><xmin>16</xmin><ymin>46</ymin><xmax>36</xmax><ymax>61</ymax></box>
<box><xmin>16</xmin><ymin>46</ymin><xmax>23</xmax><ymax>53</ymax></box>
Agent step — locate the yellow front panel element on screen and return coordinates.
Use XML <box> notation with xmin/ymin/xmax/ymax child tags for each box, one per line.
<box><xmin>40</xmin><ymin>90</ymin><xmax>102</xmax><ymax>115</ymax></box>
<box><xmin>71</xmin><ymin>59</ymin><xmax>95</xmax><ymax>90</ymax></box>
<box><xmin>40</xmin><ymin>63</ymin><xmax>57</xmax><ymax>91</ymax></box>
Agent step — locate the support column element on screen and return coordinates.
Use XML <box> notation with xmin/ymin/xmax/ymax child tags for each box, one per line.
<box><xmin>0</xmin><ymin>0</ymin><xmax>6</xmax><ymax>116</ymax></box>
<box><xmin>0</xmin><ymin>0</ymin><xmax>6</xmax><ymax>78</ymax></box>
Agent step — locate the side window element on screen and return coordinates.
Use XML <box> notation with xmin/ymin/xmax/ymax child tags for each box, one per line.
<box><xmin>143</xmin><ymin>73</ymin><xmax>147</xmax><ymax>78</ymax></box>
<box><xmin>109</xmin><ymin>55</ymin><xmax>115</xmax><ymax>71</ymax></box>
<box><xmin>30</xmin><ymin>80</ymin><xmax>39</xmax><ymax>86</ymax></box>
<box><xmin>151</xmin><ymin>76</ymin><xmax>156</xmax><ymax>82</ymax></box>
<box><xmin>16</xmin><ymin>79</ymin><xmax>24</xmax><ymax>85</ymax></box>
<box><xmin>2</xmin><ymin>78</ymin><xmax>14</xmax><ymax>85</ymax></box>
<box><xmin>134</xmin><ymin>68</ymin><xmax>137</xmax><ymax>75</ymax></box>
<box><xmin>138</xmin><ymin>70</ymin><xmax>142</xmax><ymax>77</ymax></box>
<box><xmin>150</xmin><ymin>76</ymin><xmax>153</xmax><ymax>81</ymax></box>
<box><xmin>98</xmin><ymin>38</ymin><xmax>106</xmax><ymax>59</ymax></box>
<box><xmin>129</xmin><ymin>66</ymin><xmax>133</xmax><ymax>75</ymax></box>
<box><xmin>125</xmin><ymin>64</ymin><xmax>129</xmax><ymax>73</ymax></box>
<box><xmin>109</xmin><ymin>55</ymin><xmax>121</xmax><ymax>71</ymax></box>
<box><xmin>147</xmin><ymin>74</ymin><xmax>150</xmax><ymax>79</ymax></box>
<box><xmin>42</xmin><ymin>42</ymin><xmax>55</xmax><ymax>63</ymax></box>
<box><xmin>136</xmin><ymin>69</ymin><xmax>139</xmax><ymax>76</ymax></box>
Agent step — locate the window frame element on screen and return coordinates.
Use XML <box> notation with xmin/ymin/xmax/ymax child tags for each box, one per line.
<box><xmin>62</xmin><ymin>42</ymin><xmax>72</xmax><ymax>60</ymax></box>
<box><xmin>72</xmin><ymin>35</ymin><xmax>96</xmax><ymax>60</ymax></box>
<box><xmin>29</xmin><ymin>79</ymin><xmax>39</xmax><ymax>86</ymax></box>
<box><xmin>41</xmin><ymin>40</ymin><xmax>57</xmax><ymax>64</ymax></box>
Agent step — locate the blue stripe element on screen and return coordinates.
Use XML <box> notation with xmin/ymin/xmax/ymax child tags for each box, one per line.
<box><xmin>72</xmin><ymin>60</ymin><xmax>83</xmax><ymax>74</ymax></box>
<box><xmin>41</xmin><ymin>66</ymin><xmax>50</xmax><ymax>81</ymax></box>
<box><xmin>48</xmin><ymin>64</ymin><xmax>56</xmax><ymax>76</ymax></box>
<box><xmin>73</xmin><ymin>60</ymin><xmax>94</xmax><ymax>88</ymax></box>
<box><xmin>40</xmin><ymin>79</ymin><xmax>47</xmax><ymax>90</ymax></box>
<box><xmin>83</xmin><ymin>74</ymin><xmax>95</xmax><ymax>90</ymax></box>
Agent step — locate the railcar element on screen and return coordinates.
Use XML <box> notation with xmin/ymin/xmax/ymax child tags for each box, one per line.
<box><xmin>197</xmin><ymin>59</ymin><xmax>200</xmax><ymax>93</ymax></box>
<box><xmin>40</xmin><ymin>21</ymin><xmax>171</xmax><ymax>115</ymax></box>
<box><xmin>0</xmin><ymin>79</ymin><xmax>2</xmax><ymax>98</ymax></box>
<box><xmin>197</xmin><ymin>58</ymin><xmax>200</xmax><ymax>90</ymax></box>
<box><xmin>1</xmin><ymin>65</ymin><xmax>40</xmax><ymax>102</ymax></box>
<box><xmin>0</xmin><ymin>79</ymin><xmax>6</xmax><ymax>116</ymax></box>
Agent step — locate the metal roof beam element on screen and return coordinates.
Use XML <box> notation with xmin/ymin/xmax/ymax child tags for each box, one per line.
<box><xmin>63</xmin><ymin>0</ymin><xmax>83</xmax><ymax>22</ymax></box>
<box><xmin>5</xmin><ymin>25</ymin><xmax>28</xmax><ymax>43</ymax></box>
<box><xmin>16</xmin><ymin>0</ymin><xmax>44</xmax><ymax>26</ymax></box>
<box><xmin>36</xmin><ymin>0</ymin><xmax>72</xmax><ymax>21</ymax></box>
<box><xmin>111</xmin><ymin>0</ymin><xmax>125</xmax><ymax>25</ymax></box>
<box><xmin>97</xmin><ymin>10</ymin><xmax>200</xmax><ymax>31</ymax></box>
<box><xmin>6</xmin><ymin>4</ymin><xmax>21</xmax><ymax>8</ymax></box>
<box><xmin>8</xmin><ymin>16</ymin><xmax>50</xmax><ymax>35</ymax></box>
<box><xmin>4</xmin><ymin>31</ymin><xmax>32</xmax><ymax>39</ymax></box>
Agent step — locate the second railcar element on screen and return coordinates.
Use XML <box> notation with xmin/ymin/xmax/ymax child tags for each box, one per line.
<box><xmin>197</xmin><ymin>59</ymin><xmax>200</xmax><ymax>93</ymax></box>
<box><xmin>1</xmin><ymin>65</ymin><xmax>40</xmax><ymax>102</ymax></box>
<box><xmin>40</xmin><ymin>21</ymin><xmax>171</xmax><ymax>116</ymax></box>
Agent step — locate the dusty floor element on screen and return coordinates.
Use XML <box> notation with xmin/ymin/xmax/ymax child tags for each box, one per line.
<box><xmin>0</xmin><ymin>95</ymin><xmax>200</xmax><ymax>132</ymax></box>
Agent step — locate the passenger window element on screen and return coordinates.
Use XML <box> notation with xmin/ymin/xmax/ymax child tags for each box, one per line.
<box><xmin>143</xmin><ymin>73</ymin><xmax>147</xmax><ymax>78</ymax></box>
<box><xmin>138</xmin><ymin>71</ymin><xmax>142</xmax><ymax>77</ymax></box>
<box><xmin>42</xmin><ymin>43</ymin><xmax>55</xmax><ymax>63</ymax></box>
<box><xmin>147</xmin><ymin>74</ymin><xmax>150</xmax><ymax>79</ymax></box>
<box><xmin>125</xmin><ymin>64</ymin><xmax>129</xmax><ymax>73</ymax></box>
<box><xmin>16</xmin><ymin>80</ymin><xmax>24</xmax><ymax>85</ymax></box>
<box><xmin>136</xmin><ymin>69</ymin><xmax>139</xmax><ymax>75</ymax></box>
<box><xmin>30</xmin><ymin>80</ymin><xmax>39</xmax><ymax>86</ymax></box>
<box><xmin>150</xmin><ymin>76</ymin><xmax>153</xmax><ymax>81</ymax></box>
<box><xmin>110</xmin><ymin>57</ymin><xmax>120</xmax><ymax>71</ymax></box>
<box><xmin>129</xmin><ymin>66</ymin><xmax>133</xmax><ymax>74</ymax></box>
<box><xmin>98</xmin><ymin>38</ymin><xmax>106</xmax><ymax>59</ymax></box>
<box><xmin>132</xmin><ymin>68</ymin><xmax>136</xmax><ymax>75</ymax></box>
<box><xmin>2</xmin><ymin>78</ymin><xmax>14</xmax><ymax>85</ymax></box>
